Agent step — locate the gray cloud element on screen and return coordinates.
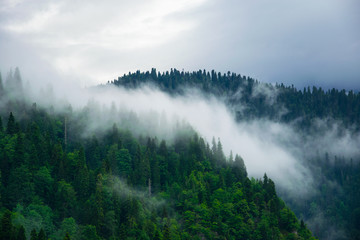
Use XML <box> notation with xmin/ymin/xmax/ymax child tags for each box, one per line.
<box><xmin>1</xmin><ymin>0</ymin><xmax>359</xmax><ymax>90</ymax></box>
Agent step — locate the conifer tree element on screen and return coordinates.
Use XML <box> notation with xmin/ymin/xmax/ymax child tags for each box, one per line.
<box><xmin>14</xmin><ymin>133</ymin><xmax>25</xmax><ymax>166</ymax></box>
<box><xmin>6</xmin><ymin>112</ymin><xmax>16</xmax><ymax>135</ymax></box>
<box><xmin>75</xmin><ymin>147</ymin><xmax>89</xmax><ymax>200</ymax></box>
<box><xmin>0</xmin><ymin>72</ymin><xmax>4</xmax><ymax>98</ymax></box>
<box><xmin>0</xmin><ymin>209</ymin><xmax>13</xmax><ymax>240</ymax></box>
<box><xmin>162</xmin><ymin>221</ymin><xmax>171</xmax><ymax>240</ymax></box>
<box><xmin>95</xmin><ymin>174</ymin><xmax>105</xmax><ymax>234</ymax></box>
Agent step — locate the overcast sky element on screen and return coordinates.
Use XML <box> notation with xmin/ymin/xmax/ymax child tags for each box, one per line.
<box><xmin>0</xmin><ymin>0</ymin><xmax>359</xmax><ymax>90</ymax></box>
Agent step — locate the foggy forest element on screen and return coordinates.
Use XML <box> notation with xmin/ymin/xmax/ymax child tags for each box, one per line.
<box><xmin>1</xmin><ymin>0</ymin><xmax>359</xmax><ymax>240</ymax></box>
<box><xmin>0</xmin><ymin>67</ymin><xmax>359</xmax><ymax>240</ymax></box>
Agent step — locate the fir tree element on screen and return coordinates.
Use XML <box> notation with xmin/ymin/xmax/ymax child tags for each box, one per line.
<box><xmin>0</xmin><ymin>209</ymin><xmax>13</xmax><ymax>240</ymax></box>
<box><xmin>6</xmin><ymin>112</ymin><xmax>16</xmax><ymax>135</ymax></box>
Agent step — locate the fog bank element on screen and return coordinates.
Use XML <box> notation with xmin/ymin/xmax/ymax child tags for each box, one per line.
<box><xmin>3</xmin><ymin>70</ymin><xmax>360</xmax><ymax>200</ymax></box>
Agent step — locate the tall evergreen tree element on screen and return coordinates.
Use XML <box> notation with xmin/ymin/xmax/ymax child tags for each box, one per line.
<box><xmin>14</xmin><ymin>133</ymin><xmax>25</xmax><ymax>166</ymax></box>
<box><xmin>162</xmin><ymin>222</ymin><xmax>171</xmax><ymax>240</ymax></box>
<box><xmin>0</xmin><ymin>117</ymin><xmax>3</xmax><ymax>132</ymax></box>
<box><xmin>75</xmin><ymin>147</ymin><xmax>89</xmax><ymax>200</ymax></box>
<box><xmin>0</xmin><ymin>72</ymin><xmax>4</xmax><ymax>98</ymax></box>
<box><xmin>0</xmin><ymin>209</ymin><xmax>13</xmax><ymax>240</ymax></box>
<box><xmin>6</xmin><ymin>112</ymin><xmax>16</xmax><ymax>135</ymax></box>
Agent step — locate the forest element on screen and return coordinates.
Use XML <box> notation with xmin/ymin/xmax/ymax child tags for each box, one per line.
<box><xmin>111</xmin><ymin>68</ymin><xmax>360</xmax><ymax>240</ymax></box>
<box><xmin>112</xmin><ymin>68</ymin><xmax>360</xmax><ymax>128</ymax></box>
<box><xmin>0</xmin><ymin>69</ymin><xmax>318</xmax><ymax>239</ymax></box>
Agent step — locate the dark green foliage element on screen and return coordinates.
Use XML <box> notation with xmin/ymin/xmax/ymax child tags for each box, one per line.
<box><xmin>63</xmin><ymin>232</ymin><xmax>71</xmax><ymax>240</ymax></box>
<box><xmin>6</xmin><ymin>165</ymin><xmax>34</xmax><ymax>208</ymax></box>
<box><xmin>6</xmin><ymin>112</ymin><xmax>16</xmax><ymax>135</ymax></box>
<box><xmin>16</xmin><ymin>226</ymin><xmax>26</xmax><ymax>240</ymax></box>
<box><xmin>285</xmin><ymin>154</ymin><xmax>360</xmax><ymax>240</ymax></box>
<box><xmin>0</xmin><ymin>91</ymin><xmax>316</xmax><ymax>240</ymax></box>
<box><xmin>30</xmin><ymin>229</ymin><xmax>37</xmax><ymax>240</ymax></box>
<box><xmin>80</xmin><ymin>225</ymin><xmax>100</xmax><ymax>240</ymax></box>
<box><xmin>37</xmin><ymin>228</ymin><xmax>46</xmax><ymax>240</ymax></box>
<box><xmin>111</xmin><ymin>69</ymin><xmax>360</xmax><ymax>239</ymax></box>
<box><xmin>0</xmin><ymin>209</ymin><xmax>13</xmax><ymax>240</ymax></box>
<box><xmin>162</xmin><ymin>221</ymin><xmax>171</xmax><ymax>240</ymax></box>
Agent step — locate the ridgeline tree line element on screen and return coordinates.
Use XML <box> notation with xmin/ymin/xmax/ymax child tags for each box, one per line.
<box><xmin>112</xmin><ymin>68</ymin><xmax>360</xmax><ymax>128</ymax></box>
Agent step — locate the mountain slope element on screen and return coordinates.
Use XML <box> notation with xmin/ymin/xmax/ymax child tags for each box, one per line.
<box><xmin>0</xmin><ymin>70</ymin><xmax>316</xmax><ymax>240</ymax></box>
<box><xmin>111</xmin><ymin>68</ymin><xmax>360</xmax><ymax>240</ymax></box>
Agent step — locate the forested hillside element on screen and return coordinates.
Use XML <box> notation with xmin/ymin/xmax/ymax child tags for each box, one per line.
<box><xmin>0</xmin><ymin>70</ymin><xmax>316</xmax><ymax>240</ymax></box>
<box><xmin>111</xmin><ymin>69</ymin><xmax>360</xmax><ymax>240</ymax></box>
<box><xmin>112</xmin><ymin>68</ymin><xmax>360</xmax><ymax>128</ymax></box>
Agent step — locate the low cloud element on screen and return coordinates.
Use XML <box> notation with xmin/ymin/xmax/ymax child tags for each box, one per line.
<box><xmin>3</xmin><ymin>69</ymin><xmax>360</xmax><ymax>238</ymax></box>
<box><xmin>20</xmin><ymin>78</ymin><xmax>314</xmax><ymax>197</ymax></box>
<box><xmin>4</xmin><ymin>71</ymin><xmax>360</xmax><ymax>201</ymax></box>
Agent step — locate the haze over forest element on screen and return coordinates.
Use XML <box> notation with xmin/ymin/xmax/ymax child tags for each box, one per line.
<box><xmin>0</xmin><ymin>1</ymin><xmax>360</xmax><ymax>240</ymax></box>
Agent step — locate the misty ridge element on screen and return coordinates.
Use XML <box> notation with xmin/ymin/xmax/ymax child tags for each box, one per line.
<box><xmin>1</xmin><ymin>67</ymin><xmax>360</xmax><ymax>239</ymax></box>
<box><xmin>1</xmin><ymin>67</ymin><xmax>360</xmax><ymax>195</ymax></box>
<box><xmin>4</xmin><ymin>68</ymin><xmax>359</xmax><ymax>191</ymax></box>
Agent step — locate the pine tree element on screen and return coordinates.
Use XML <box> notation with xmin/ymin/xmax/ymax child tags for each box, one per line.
<box><xmin>0</xmin><ymin>117</ymin><xmax>3</xmax><ymax>132</ymax></box>
<box><xmin>131</xmin><ymin>144</ymin><xmax>142</xmax><ymax>185</ymax></box>
<box><xmin>233</xmin><ymin>154</ymin><xmax>247</xmax><ymax>180</ymax></box>
<box><xmin>13</xmin><ymin>67</ymin><xmax>23</xmax><ymax>91</ymax></box>
<box><xmin>14</xmin><ymin>133</ymin><xmax>25</xmax><ymax>166</ymax></box>
<box><xmin>216</xmin><ymin>138</ymin><xmax>226</xmax><ymax>163</ymax></box>
<box><xmin>229</xmin><ymin>150</ymin><xmax>234</xmax><ymax>163</ymax></box>
<box><xmin>95</xmin><ymin>174</ymin><xmax>105</xmax><ymax>235</ymax></box>
<box><xmin>162</xmin><ymin>221</ymin><xmax>171</xmax><ymax>240</ymax></box>
<box><xmin>141</xmin><ymin>150</ymin><xmax>151</xmax><ymax>186</ymax></box>
<box><xmin>0</xmin><ymin>209</ymin><xmax>13</xmax><ymax>240</ymax></box>
<box><xmin>0</xmin><ymin>72</ymin><xmax>4</xmax><ymax>98</ymax></box>
<box><xmin>6</xmin><ymin>112</ymin><xmax>16</xmax><ymax>135</ymax></box>
<box><xmin>119</xmin><ymin>148</ymin><xmax>132</xmax><ymax>178</ymax></box>
<box><xmin>211</xmin><ymin>137</ymin><xmax>217</xmax><ymax>155</ymax></box>
<box><xmin>75</xmin><ymin>147</ymin><xmax>89</xmax><ymax>200</ymax></box>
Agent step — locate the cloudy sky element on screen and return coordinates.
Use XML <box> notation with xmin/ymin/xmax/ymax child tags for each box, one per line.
<box><xmin>0</xmin><ymin>0</ymin><xmax>359</xmax><ymax>89</ymax></box>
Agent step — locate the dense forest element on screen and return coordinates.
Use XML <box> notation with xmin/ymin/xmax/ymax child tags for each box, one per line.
<box><xmin>112</xmin><ymin>68</ymin><xmax>360</xmax><ymax>128</ymax></box>
<box><xmin>0</xmin><ymin>70</ymin><xmax>316</xmax><ymax>240</ymax></box>
<box><xmin>111</xmin><ymin>68</ymin><xmax>360</xmax><ymax>240</ymax></box>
